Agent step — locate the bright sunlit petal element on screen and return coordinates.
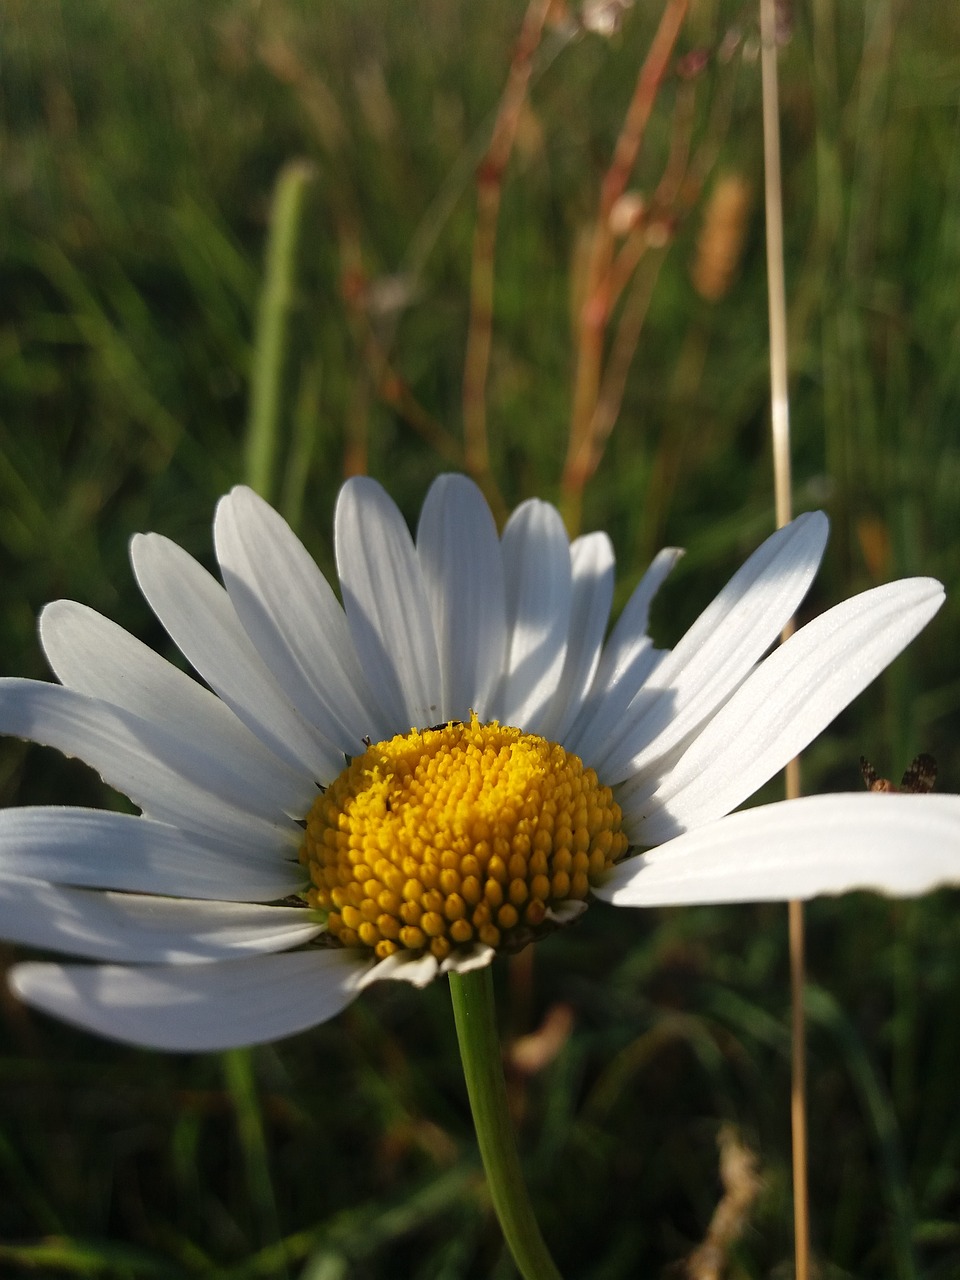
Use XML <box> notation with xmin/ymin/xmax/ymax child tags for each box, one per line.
<box><xmin>539</xmin><ymin>530</ymin><xmax>615</xmax><ymax>742</ymax></box>
<box><xmin>215</xmin><ymin>486</ymin><xmax>388</xmax><ymax>752</ymax></box>
<box><xmin>492</xmin><ymin>498</ymin><xmax>573</xmax><ymax>733</ymax></box>
<box><xmin>415</xmin><ymin>473</ymin><xmax>507</xmax><ymax>722</ymax></box>
<box><xmin>598</xmin><ymin>793</ymin><xmax>960</xmax><ymax>905</ymax></box>
<box><xmin>335</xmin><ymin>476</ymin><xmax>443</xmax><ymax>730</ymax></box>
<box><xmin>38</xmin><ymin>601</ymin><xmax>314</xmax><ymax>806</ymax></box>
<box><xmin>132</xmin><ymin>533</ymin><xmax>342</xmax><ymax>782</ymax></box>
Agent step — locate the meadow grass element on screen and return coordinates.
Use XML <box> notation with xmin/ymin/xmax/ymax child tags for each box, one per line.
<box><xmin>1</xmin><ymin>1</ymin><xmax>959</xmax><ymax>1275</ymax></box>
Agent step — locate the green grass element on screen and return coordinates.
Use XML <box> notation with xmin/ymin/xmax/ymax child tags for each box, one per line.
<box><xmin>1</xmin><ymin>0</ymin><xmax>960</xmax><ymax>1275</ymax></box>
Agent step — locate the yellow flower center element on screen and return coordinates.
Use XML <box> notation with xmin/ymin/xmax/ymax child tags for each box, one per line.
<box><xmin>300</xmin><ymin>715</ymin><xmax>628</xmax><ymax>963</ymax></box>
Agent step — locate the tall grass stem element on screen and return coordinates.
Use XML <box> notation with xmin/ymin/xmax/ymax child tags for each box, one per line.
<box><xmin>244</xmin><ymin>161</ymin><xmax>316</xmax><ymax>501</ymax></box>
<box><xmin>760</xmin><ymin>0</ymin><xmax>809</xmax><ymax>1275</ymax></box>
<box><xmin>223</xmin><ymin>1049</ymin><xmax>286</xmax><ymax>1273</ymax></box>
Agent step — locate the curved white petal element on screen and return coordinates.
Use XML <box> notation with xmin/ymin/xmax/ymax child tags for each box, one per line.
<box><xmin>491</xmin><ymin>499</ymin><xmax>573</xmax><ymax>733</ymax></box>
<box><xmin>39</xmin><ymin>601</ymin><xmax>312</xmax><ymax>809</ymax></box>
<box><xmin>9</xmin><ymin>950</ymin><xmax>369</xmax><ymax>1051</ymax></box>
<box><xmin>214</xmin><ymin>487</ymin><xmax>387</xmax><ymax>753</ymax></box>
<box><xmin>631</xmin><ymin>577</ymin><xmax>945</xmax><ymax>843</ymax></box>
<box><xmin>0</xmin><ymin>877</ymin><xmax>322</xmax><ymax>962</ymax></box>
<box><xmin>131</xmin><ymin>534</ymin><xmax>343</xmax><ymax>785</ymax></box>
<box><xmin>592</xmin><ymin>511</ymin><xmax>830</xmax><ymax>784</ymax></box>
<box><xmin>357</xmin><ymin>949</ymin><xmax>440</xmax><ymax>989</ymax></box>
<box><xmin>565</xmin><ymin>547</ymin><xmax>681</xmax><ymax>756</ymax></box>
<box><xmin>545</xmin><ymin>899</ymin><xmax>589</xmax><ymax>925</ymax></box>
<box><xmin>541</xmin><ymin>531</ymin><xmax>615</xmax><ymax>742</ymax></box>
<box><xmin>0</xmin><ymin>679</ymin><xmax>302</xmax><ymax>850</ymax></box>
<box><xmin>440</xmin><ymin>943</ymin><xmax>496</xmax><ymax>975</ymax></box>
<box><xmin>415</xmin><ymin>474</ymin><xmax>507</xmax><ymax>722</ymax></box>
<box><xmin>597</xmin><ymin>793</ymin><xmax>960</xmax><ymax>906</ymax></box>
<box><xmin>0</xmin><ymin>808</ymin><xmax>303</xmax><ymax>901</ymax></box>
<box><xmin>335</xmin><ymin>477</ymin><xmax>442</xmax><ymax>731</ymax></box>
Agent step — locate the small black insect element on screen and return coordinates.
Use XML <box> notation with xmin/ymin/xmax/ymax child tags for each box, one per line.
<box><xmin>860</xmin><ymin>752</ymin><xmax>937</xmax><ymax>794</ymax></box>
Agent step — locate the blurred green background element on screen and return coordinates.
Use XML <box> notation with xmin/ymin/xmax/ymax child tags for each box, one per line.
<box><xmin>1</xmin><ymin>0</ymin><xmax>960</xmax><ymax>1276</ymax></box>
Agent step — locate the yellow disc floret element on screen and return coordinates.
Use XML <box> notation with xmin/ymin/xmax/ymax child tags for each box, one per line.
<box><xmin>300</xmin><ymin>714</ymin><xmax>628</xmax><ymax>962</ymax></box>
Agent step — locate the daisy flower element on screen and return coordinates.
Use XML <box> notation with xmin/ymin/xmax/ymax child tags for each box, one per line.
<box><xmin>1</xmin><ymin>474</ymin><xmax>958</xmax><ymax>1051</ymax></box>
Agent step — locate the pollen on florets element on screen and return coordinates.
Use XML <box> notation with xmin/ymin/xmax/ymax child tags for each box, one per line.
<box><xmin>299</xmin><ymin>713</ymin><xmax>628</xmax><ymax>963</ymax></box>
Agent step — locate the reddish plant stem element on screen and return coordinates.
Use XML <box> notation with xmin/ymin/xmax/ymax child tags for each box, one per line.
<box><xmin>567</xmin><ymin>67</ymin><xmax>699</xmax><ymax>492</ymax></box>
<box><xmin>563</xmin><ymin>0</ymin><xmax>688</xmax><ymax>517</ymax></box>
<box><xmin>462</xmin><ymin>0</ymin><xmax>553</xmax><ymax>484</ymax></box>
<box><xmin>569</xmin><ymin>248</ymin><xmax>669</xmax><ymax>488</ymax></box>
<box><xmin>338</xmin><ymin>224</ymin><xmax>465</xmax><ymax>476</ymax></box>
<box><xmin>566</xmin><ymin>28</ymin><xmax>744</xmax><ymax>509</ymax></box>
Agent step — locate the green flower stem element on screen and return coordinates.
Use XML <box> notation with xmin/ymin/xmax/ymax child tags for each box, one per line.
<box><xmin>449</xmin><ymin>966</ymin><xmax>563</xmax><ymax>1280</ymax></box>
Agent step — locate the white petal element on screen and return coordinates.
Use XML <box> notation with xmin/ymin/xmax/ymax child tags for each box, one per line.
<box><xmin>0</xmin><ymin>808</ymin><xmax>303</xmax><ymax>901</ymax></box>
<box><xmin>632</xmin><ymin>577</ymin><xmax>945</xmax><ymax>843</ymax></box>
<box><xmin>9</xmin><ymin>950</ymin><xmax>369</xmax><ymax>1051</ymax></box>
<box><xmin>334</xmin><ymin>941</ymin><xmax>496</xmax><ymax>985</ymax></box>
<box><xmin>335</xmin><ymin>477</ymin><xmax>443</xmax><ymax>730</ymax></box>
<box><xmin>545</xmin><ymin>899</ymin><xmax>589</xmax><ymax>925</ymax></box>
<box><xmin>131</xmin><ymin>533</ymin><xmax>343</xmax><ymax>785</ymax></box>
<box><xmin>596</xmin><ymin>793</ymin><xmax>960</xmax><ymax>906</ymax></box>
<box><xmin>0</xmin><ymin>877</ymin><xmax>321</xmax><ymax>962</ymax></box>
<box><xmin>491</xmin><ymin>499</ymin><xmax>572</xmax><ymax>733</ymax></box>
<box><xmin>357</xmin><ymin>949</ymin><xmax>440</xmax><ymax>989</ymax></box>
<box><xmin>0</xmin><ymin>679</ymin><xmax>302</xmax><ymax>850</ymax></box>
<box><xmin>40</xmin><ymin>601</ymin><xmax>313</xmax><ymax>811</ymax></box>
<box><xmin>440</xmin><ymin>943</ymin><xmax>496</xmax><ymax>975</ymax></box>
<box><xmin>565</xmin><ymin>547</ymin><xmax>680</xmax><ymax>756</ymax></box>
<box><xmin>415</xmin><ymin>474</ymin><xmax>507</xmax><ymax>721</ymax></box>
<box><xmin>591</xmin><ymin>512</ymin><xmax>829</xmax><ymax>784</ymax></box>
<box><xmin>540</xmin><ymin>531</ymin><xmax>615</xmax><ymax>742</ymax></box>
<box><xmin>214</xmin><ymin>487</ymin><xmax>387</xmax><ymax>753</ymax></box>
